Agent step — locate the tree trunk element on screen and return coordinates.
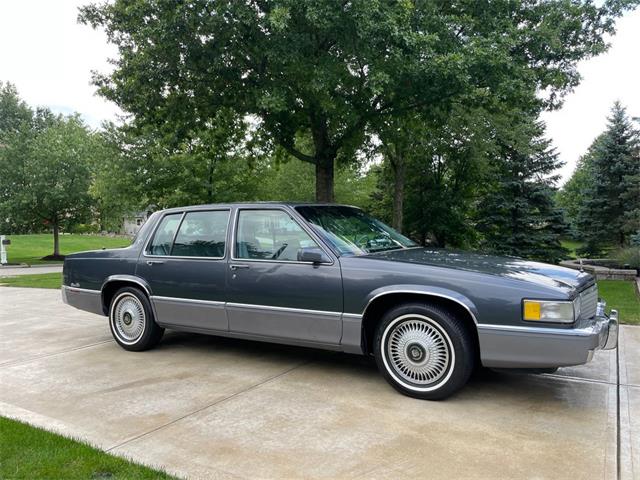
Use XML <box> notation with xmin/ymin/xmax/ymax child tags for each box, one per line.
<box><xmin>207</xmin><ymin>159</ymin><xmax>215</xmax><ymax>203</ymax></box>
<box><xmin>391</xmin><ymin>159</ymin><xmax>406</xmax><ymax>232</ymax></box>
<box><xmin>309</xmin><ymin>109</ymin><xmax>335</xmax><ymax>203</ymax></box>
<box><xmin>315</xmin><ymin>153</ymin><xmax>335</xmax><ymax>203</ymax></box>
<box><xmin>53</xmin><ymin>221</ymin><xmax>60</xmax><ymax>257</ymax></box>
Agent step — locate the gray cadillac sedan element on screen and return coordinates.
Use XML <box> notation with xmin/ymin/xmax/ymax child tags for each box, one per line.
<box><xmin>62</xmin><ymin>203</ymin><xmax>618</xmax><ymax>399</ymax></box>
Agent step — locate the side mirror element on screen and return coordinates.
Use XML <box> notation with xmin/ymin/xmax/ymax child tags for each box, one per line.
<box><xmin>297</xmin><ymin>246</ymin><xmax>330</xmax><ymax>264</ymax></box>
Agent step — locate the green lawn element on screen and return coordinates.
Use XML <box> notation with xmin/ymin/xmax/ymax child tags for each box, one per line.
<box><xmin>598</xmin><ymin>279</ymin><xmax>640</xmax><ymax>325</ymax></box>
<box><xmin>4</xmin><ymin>233</ymin><xmax>131</xmax><ymax>265</ymax></box>
<box><xmin>0</xmin><ymin>416</ymin><xmax>176</xmax><ymax>480</ymax></box>
<box><xmin>0</xmin><ymin>272</ymin><xmax>63</xmax><ymax>289</ymax></box>
<box><xmin>561</xmin><ymin>239</ymin><xmax>584</xmax><ymax>259</ymax></box>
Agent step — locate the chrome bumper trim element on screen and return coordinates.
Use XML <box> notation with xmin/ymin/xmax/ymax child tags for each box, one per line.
<box><xmin>602</xmin><ymin>309</ymin><xmax>618</xmax><ymax>350</ymax></box>
<box><xmin>62</xmin><ymin>285</ymin><xmax>101</xmax><ymax>295</ymax></box>
<box><xmin>478</xmin><ymin>300</ymin><xmax>618</xmax><ymax>369</ymax></box>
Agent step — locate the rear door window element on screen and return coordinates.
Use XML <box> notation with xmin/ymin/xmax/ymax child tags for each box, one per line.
<box><xmin>171</xmin><ymin>210</ymin><xmax>229</xmax><ymax>258</ymax></box>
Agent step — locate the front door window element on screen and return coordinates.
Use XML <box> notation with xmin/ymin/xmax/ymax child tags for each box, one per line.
<box><xmin>235</xmin><ymin>210</ymin><xmax>319</xmax><ymax>261</ymax></box>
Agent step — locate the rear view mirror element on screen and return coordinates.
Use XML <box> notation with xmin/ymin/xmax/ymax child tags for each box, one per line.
<box><xmin>297</xmin><ymin>246</ymin><xmax>330</xmax><ymax>264</ymax></box>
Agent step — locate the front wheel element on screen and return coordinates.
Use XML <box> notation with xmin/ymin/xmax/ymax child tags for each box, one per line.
<box><xmin>109</xmin><ymin>287</ymin><xmax>164</xmax><ymax>351</ymax></box>
<box><xmin>373</xmin><ymin>302</ymin><xmax>476</xmax><ymax>400</ymax></box>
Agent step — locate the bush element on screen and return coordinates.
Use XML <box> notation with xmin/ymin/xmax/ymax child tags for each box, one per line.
<box><xmin>613</xmin><ymin>247</ymin><xmax>640</xmax><ymax>270</ymax></box>
<box><xmin>70</xmin><ymin>223</ymin><xmax>100</xmax><ymax>234</ymax></box>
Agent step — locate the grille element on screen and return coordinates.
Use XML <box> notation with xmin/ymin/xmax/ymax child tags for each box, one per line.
<box><xmin>579</xmin><ymin>284</ymin><xmax>598</xmax><ymax>319</ymax></box>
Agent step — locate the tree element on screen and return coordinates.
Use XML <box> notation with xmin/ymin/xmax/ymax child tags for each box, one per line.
<box><xmin>405</xmin><ymin>109</ymin><xmax>491</xmax><ymax>247</ymax></box>
<box><xmin>255</xmin><ymin>158</ymin><xmax>375</xmax><ymax>207</ymax></box>
<box><xmin>0</xmin><ymin>82</ymin><xmax>32</xmax><ymax>136</ymax></box>
<box><xmin>475</xmin><ymin>118</ymin><xmax>568</xmax><ymax>263</ymax></box>
<box><xmin>620</xmin><ymin>169</ymin><xmax>640</xmax><ymax>241</ymax></box>
<box><xmin>79</xmin><ymin>1</ymin><xmax>633</xmax><ymax>202</ymax></box>
<box><xmin>576</xmin><ymin>102</ymin><xmax>640</xmax><ymax>254</ymax></box>
<box><xmin>372</xmin><ymin>107</ymin><xmax>491</xmax><ymax>243</ymax></box>
<box><xmin>375</xmin><ymin>114</ymin><xmax>424</xmax><ymax>232</ymax></box>
<box><xmin>0</xmin><ymin>100</ymin><xmax>96</xmax><ymax>258</ymax></box>
<box><xmin>556</xmin><ymin>144</ymin><xmax>598</xmax><ymax>237</ymax></box>
<box><xmin>93</xmin><ymin>113</ymin><xmax>259</xmax><ymax>216</ymax></box>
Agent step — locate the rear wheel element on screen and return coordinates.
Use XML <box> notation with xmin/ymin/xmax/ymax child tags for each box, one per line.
<box><xmin>109</xmin><ymin>287</ymin><xmax>164</xmax><ymax>351</ymax></box>
<box><xmin>373</xmin><ymin>302</ymin><xmax>475</xmax><ymax>400</ymax></box>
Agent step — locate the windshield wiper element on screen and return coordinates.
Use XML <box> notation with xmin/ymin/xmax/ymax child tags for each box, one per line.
<box><xmin>367</xmin><ymin>245</ymin><xmax>405</xmax><ymax>253</ymax></box>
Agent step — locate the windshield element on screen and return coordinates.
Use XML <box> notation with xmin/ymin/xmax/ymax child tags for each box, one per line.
<box><xmin>295</xmin><ymin>205</ymin><xmax>417</xmax><ymax>255</ymax></box>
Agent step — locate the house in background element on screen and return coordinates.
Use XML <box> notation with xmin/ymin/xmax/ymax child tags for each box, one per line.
<box><xmin>122</xmin><ymin>206</ymin><xmax>155</xmax><ymax>236</ymax></box>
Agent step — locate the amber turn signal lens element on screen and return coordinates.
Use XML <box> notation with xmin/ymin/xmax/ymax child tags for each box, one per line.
<box><xmin>523</xmin><ymin>301</ymin><xmax>542</xmax><ymax>321</ymax></box>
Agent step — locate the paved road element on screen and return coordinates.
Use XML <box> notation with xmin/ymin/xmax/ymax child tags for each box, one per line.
<box><xmin>0</xmin><ymin>264</ymin><xmax>63</xmax><ymax>276</ymax></box>
<box><xmin>0</xmin><ymin>287</ymin><xmax>637</xmax><ymax>480</ymax></box>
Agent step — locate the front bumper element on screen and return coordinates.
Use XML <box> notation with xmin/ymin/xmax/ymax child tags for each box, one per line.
<box><xmin>478</xmin><ymin>301</ymin><xmax>619</xmax><ymax>369</ymax></box>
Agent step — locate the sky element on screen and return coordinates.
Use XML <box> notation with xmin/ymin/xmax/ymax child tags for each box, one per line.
<box><xmin>1</xmin><ymin>2</ymin><xmax>639</xmax><ymax>184</ymax></box>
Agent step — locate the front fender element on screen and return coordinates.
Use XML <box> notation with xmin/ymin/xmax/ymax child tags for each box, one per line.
<box><xmin>361</xmin><ymin>284</ymin><xmax>479</xmax><ymax>325</ymax></box>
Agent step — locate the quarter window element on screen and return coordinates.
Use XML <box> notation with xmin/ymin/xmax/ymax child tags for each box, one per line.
<box><xmin>172</xmin><ymin>210</ymin><xmax>229</xmax><ymax>258</ymax></box>
<box><xmin>235</xmin><ymin>210</ymin><xmax>319</xmax><ymax>261</ymax></box>
<box><xmin>147</xmin><ymin>213</ymin><xmax>182</xmax><ymax>256</ymax></box>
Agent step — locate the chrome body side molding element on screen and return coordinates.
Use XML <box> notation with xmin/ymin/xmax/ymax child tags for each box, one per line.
<box><xmin>225</xmin><ymin>302</ymin><xmax>341</xmax><ymax>317</ymax></box>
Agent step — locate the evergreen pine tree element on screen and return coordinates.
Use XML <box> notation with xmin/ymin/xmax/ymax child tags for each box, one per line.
<box><xmin>577</xmin><ymin>102</ymin><xmax>640</xmax><ymax>255</ymax></box>
<box><xmin>476</xmin><ymin>120</ymin><xmax>568</xmax><ymax>263</ymax></box>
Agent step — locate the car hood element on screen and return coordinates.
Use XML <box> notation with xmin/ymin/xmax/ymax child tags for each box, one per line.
<box><xmin>365</xmin><ymin>248</ymin><xmax>593</xmax><ymax>292</ymax></box>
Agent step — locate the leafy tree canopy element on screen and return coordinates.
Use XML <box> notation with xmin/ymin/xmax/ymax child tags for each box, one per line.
<box><xmin>574</xmin><ymin>101</ymin><xmax>640</xmax><ymax>254</ymax></box>
<box><xmin>0</xmin><ymin>85</ymin><xmax>98</xmax><ymax>257</ymax></box>
<box><xmin>79</xmin><ymin>0</ymin><xmax>636</xmax><ymax>201</ymax></box>
<box><xmin>475</xmin><ymin>116</ymin><xmax>568</xmax><ymax>263</ymax></box>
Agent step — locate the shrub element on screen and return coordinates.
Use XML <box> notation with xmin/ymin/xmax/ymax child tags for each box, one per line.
<box><xmin>613</xmin><ymin>247</ymin><xmax>640</xmax><ymax>270</ymax></box>
<box><xmin>70</xmin><ymin>223</ymin><xmax>100</xmax><ymax>234</ymax></box>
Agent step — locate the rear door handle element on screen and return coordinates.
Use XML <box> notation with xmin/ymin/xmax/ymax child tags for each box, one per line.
<box><xmin>146</xmin><ymin>260</ymin><xmax>165</xmax><ymax>266</ymax></box>
<box><xmin>230</xmin><ymin>264</ymin><xmax>250</xmax><ymax>270</ymax></box>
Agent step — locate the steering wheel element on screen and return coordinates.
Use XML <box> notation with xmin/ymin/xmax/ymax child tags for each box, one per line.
<box><xmin>271</xmin><ymin>243</ymin><xmax>288</xmax><ymax>260</ymax></box>
<box><xmin>353</xmin><ymin>234</ymin><xmax>369</xmax><ymax>248</ymax></box>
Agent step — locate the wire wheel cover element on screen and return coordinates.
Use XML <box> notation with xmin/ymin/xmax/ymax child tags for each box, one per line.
<box><xmin>386</xmin><ymin>318</ymin><xmax>451</xmax><ymax>385</ymax></box>
<box><xmin>113</xmin><ymin>295</ymin><xmax>145</xmax><ymax>342</ymax></box>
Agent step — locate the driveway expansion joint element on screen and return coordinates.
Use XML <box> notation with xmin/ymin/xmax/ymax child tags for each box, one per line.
<box><xmin>541</xmin><ymin>372</ymin><xmax>634</xmax><ymax>387</ymax></box>
<box><xmin>105</xmin><ymin>359</ymin><xmax>312</xmax><ymax>453</ymax></box>
<box><xmin>0</xmin><ymin>339</ymin><xmax>114</xmax><ymax>368</ymax></box>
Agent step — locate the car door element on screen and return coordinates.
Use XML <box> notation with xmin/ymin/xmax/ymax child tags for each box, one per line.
<box><xmin>136</xmin><ymin>208</ymin><xmax>231</xmax><ymax>331</ymax></box>
<box><xmin>226</xmin><ymin>207</ymin><xmax>343</xmax><ymax>345</ymax></box>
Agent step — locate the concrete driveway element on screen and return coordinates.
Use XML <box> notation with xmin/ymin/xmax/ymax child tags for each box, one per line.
<box><xmin>0</xmin><ymin>287</ymin><xmax>637</xmax><ymax>479</ymax></box>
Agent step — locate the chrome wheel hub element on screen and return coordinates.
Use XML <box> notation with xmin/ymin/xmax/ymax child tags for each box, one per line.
<box><xmin>407</xmin><ymin>342</ymin><xmax>428</xmax><ymax>363</ymax></box>
<box><xmin>113</xmin><ymin>294</ymin><xmax>145</xmax><ymax>343</ymax></box>
<box><xmin>386</xmin><ymin>317</ymin><xmax>451</xmax><ymax>386</ymax></box>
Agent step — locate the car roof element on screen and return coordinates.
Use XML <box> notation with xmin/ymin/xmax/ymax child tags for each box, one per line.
<box><xmin>158</xmin><ymin>202</ymin><xmax>361</xmax><ymax>214</ymax></box>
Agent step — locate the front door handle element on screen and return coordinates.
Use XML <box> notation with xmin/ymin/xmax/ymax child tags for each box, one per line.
<box><xmin>146</xmin><ymin>260</ymin><xmax>165</xmax><ymax>266</ymax></box>
<box><xmin>230</xmin><ymin>264</ymin><xmax>250</xmax><ymax>270</ymax></box>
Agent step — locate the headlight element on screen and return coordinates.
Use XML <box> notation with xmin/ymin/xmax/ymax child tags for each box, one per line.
<box><xmin>523</xmin><ymin>299</ymin><xmax>576</xmax><ymax>323</ymax></box>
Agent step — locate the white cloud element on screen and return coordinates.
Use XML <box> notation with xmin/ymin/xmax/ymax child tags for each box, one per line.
<box><xmin>542</xmin><ymin>8</ymin><xmax>640</xmax><ymax>184</ymax></box>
